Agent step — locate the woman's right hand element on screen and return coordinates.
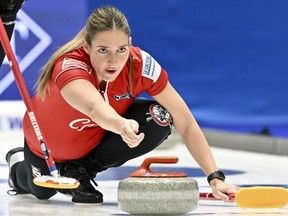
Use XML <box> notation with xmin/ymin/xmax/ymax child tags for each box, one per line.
<box><xmin>120</xmin><ymin>119</ymin><xmax>145</xmax><ymax>148</ymax></box>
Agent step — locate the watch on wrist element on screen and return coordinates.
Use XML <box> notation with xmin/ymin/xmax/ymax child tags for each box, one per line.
<box><xmin>207</xmin><ymin>170</ymin><xmax>225</xmax><ymax>185</ymax></box>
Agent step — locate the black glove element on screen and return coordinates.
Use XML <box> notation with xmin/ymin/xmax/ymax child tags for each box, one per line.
<box><xmin>0</xmin><ymin>0</ymin><xmax>25</xmax><ymax>20</ymax></box>
<box><xmin>0</xmin><ymin>0</ymin><xmax>25</xmax><ymax>66</ymax></box>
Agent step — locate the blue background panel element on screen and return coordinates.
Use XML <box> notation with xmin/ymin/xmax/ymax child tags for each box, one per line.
<box><xmin>1</xmin><ymin>0</ymin><xmax>288</xmax><ymax>137</ymax></box>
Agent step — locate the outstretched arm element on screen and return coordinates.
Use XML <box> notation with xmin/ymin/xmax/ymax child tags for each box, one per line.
<box><xmin>153</xmin><ymin>81</ymin><xmax>238</xmax><ymax>202</ymax></box>
<box><xmin>60</xmin><ymin>79</ymin><xmax>144</xmax><ymax>148</ymax></box>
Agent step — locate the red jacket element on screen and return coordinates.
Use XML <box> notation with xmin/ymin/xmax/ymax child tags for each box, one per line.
<box><xmin>23</xmin><ymin>46</ymin><xmax>168</xmax><ymax>162</ymax></box>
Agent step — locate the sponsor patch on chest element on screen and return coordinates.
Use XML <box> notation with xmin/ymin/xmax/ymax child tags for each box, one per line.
<box><xmin>69</xmin><ymin>118</ymin><xmax>98</xmax><ymax>131</ymax></box>
<box><xmin>114</xmin><ymin>92</ymin><xmax>134</xmax><ymax>101</ymax></box>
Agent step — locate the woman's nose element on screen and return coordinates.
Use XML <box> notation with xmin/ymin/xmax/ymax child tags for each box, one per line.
<box><xmin>107</xmin><ymin>54</ymin><xmax>118</xmax><ymax>65</ymax></box>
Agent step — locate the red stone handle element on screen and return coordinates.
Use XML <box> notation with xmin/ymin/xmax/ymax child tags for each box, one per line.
<box><xmin>129</xmin><ymin>156</ymin><xmax>187</xmax><ymax>177</ymax></box>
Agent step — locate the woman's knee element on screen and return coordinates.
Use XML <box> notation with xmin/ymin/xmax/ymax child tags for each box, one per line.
<box><xmin>136</xmin><ymin>102</ymin><xmax>173</xmax><ymax>149</ymax></box>
<box><xmin>125</xmin><ymin>99</ymin><xmax>173</xmax><ymax>130</ymax></box>
<box><xmin>142</xmin><ymin>102</ymin><xmax>173</xmax><ymax>136</ymax></box>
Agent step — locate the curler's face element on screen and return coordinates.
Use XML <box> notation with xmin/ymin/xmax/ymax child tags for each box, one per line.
<box><xmin>83</xmin><ymin>29</ymin><xmax>131</xmax><ymax>84</ymax></box>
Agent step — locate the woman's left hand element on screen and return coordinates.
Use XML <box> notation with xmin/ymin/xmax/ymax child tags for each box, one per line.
<box><xmin>210</xmin><ymin>179</ymin><xmax>239</xmax><ymax>202</ymax></box>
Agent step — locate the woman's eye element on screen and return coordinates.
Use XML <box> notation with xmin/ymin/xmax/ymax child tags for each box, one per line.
<box><xmin>98</xmin><ymin>48</ymin><xmax>107</xmax><ymax>53</ymax></box>
<box><xmin>118</xmin><ymin>47</ymin><xmax>126</xmax><ymax>53</ymax></box>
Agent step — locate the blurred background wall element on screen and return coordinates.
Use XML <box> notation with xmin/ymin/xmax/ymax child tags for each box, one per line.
<box><xmin>1</xmin><ymin>0</ymin><xmax>288</xmax><ymax>138</ymax></box>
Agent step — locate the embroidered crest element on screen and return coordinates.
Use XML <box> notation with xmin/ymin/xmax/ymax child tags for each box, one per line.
<box><xmin>146</xmin><ymin>104</ymin><xmax>172</xmax><ymax>127</ymax></box>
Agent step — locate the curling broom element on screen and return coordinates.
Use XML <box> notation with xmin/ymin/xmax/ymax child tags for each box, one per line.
<box><xmin>200</xmin><ymin>186</ymin><xmax>288</xmax><ymax>208</ymax></box>
<box><xmin>0</xmin><ymin>17</ymin><xmax>79</xmax><ymax>189</ymax></box>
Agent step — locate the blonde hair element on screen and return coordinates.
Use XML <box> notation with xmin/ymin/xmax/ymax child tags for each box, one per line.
<box><xmin>36</xmin><ymin>6</ymin><xmax>131</xmax><ymax>99</ymax></box>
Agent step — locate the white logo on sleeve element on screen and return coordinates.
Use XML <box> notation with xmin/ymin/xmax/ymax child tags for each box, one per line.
<box><xmin>140</xmin><ymin>50</ymin><xmax>161</xmax><ymax>82</ymax></box>
<box><xmin>69</xmin><ymin>118</ymin><xmax>98</xmax><ymax>131</ymax></box>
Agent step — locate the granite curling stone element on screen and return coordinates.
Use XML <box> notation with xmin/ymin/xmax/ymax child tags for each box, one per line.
<box><xmin>117</xmin><ymin>156</ymin><xmax>199</xmax><ymax>215</ymax></box>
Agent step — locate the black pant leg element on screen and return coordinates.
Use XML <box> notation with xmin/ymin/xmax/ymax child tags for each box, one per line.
<box><xmin>82</xmin><ymin>99</ymin><xmax>173</xmax><ymax>174</ymax></box>
<box><xmin>12</xmin><ymin>141</ymin><xmax>56</xmax><ymax>199</ymax></box>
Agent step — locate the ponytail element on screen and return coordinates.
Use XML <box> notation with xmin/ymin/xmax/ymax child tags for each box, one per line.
<box><xmin>36</xmin><ymin>28</ymin><xmax>85</xmax><ymax>99</ymax></box>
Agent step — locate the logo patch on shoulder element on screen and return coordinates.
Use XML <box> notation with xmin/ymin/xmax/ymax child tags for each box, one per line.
<box><xmin>62</xmin><ymin>58</ymin><xmax>91</xmax><ymax>74</ymax></box>
<box><xmin>140</xmin><ymin>50</ymin><xmax>161</xmax><ymax>82</ymax></box>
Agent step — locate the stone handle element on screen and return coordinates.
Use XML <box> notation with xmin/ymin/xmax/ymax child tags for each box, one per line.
<box><xmin>129</xmin><ymin>156</ymin><xmax>187</xmax><ymax>177</ymax></box>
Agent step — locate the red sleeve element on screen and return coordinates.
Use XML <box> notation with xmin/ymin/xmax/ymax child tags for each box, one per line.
<box><xmin>52</xmin><ymin>57</ymin><xmax>93</xmax><ymax>90</ymax></box>
<box><xmin>145</xmin><ymin>68</ymin><xmax>168</xmax><ymax>96</ymax></box>
<box><xmin>132</xmin><ymin>48</ymin><xmax>168</xmax><ymax>96</ymax></box>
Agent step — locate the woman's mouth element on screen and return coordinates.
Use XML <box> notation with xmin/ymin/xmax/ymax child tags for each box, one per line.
<box><xmin>105</xmin><ymin>69</ymin><xmax>117</xmax><ymax>74</ymax></box>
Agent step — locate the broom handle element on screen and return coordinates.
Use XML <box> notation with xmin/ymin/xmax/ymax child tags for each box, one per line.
<box><xmin>0</xmin><ymin>16</ymin><xmax>59</xmax><ymax>177</ymax></box>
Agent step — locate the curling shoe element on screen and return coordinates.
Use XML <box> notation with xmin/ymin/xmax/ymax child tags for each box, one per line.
<box><xmin>6</xmin><ymin>147</ymin><xmax>28</xmax><ymax>195</ymax></box>
<box><xmin>57</xmin><ymin>164</ymin><xmax>103</xmax><ymax>203</ymax></box>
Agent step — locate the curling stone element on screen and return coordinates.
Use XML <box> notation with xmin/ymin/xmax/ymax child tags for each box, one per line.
<box><xmin>117</xmin><ymin>156</ymin><xmax>199</xmax><ymax>215</ymax></box>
